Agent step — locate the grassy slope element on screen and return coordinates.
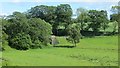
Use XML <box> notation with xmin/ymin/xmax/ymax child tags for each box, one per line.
<box><xmin>1</xmin><ymin>36</ymin><xmax>118</xmax><ymax>66</ymax></box>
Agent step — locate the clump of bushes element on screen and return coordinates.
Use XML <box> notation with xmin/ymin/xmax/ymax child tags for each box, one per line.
<box><xmin>3</xmin><ymin>12</ymin><xmax>52</xmax><ymax>50</ymax></box>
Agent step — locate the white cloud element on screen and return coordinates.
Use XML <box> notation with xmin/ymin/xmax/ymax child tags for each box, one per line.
<box><xmin>0</xmin><ymin>0</ymin><xmax>119</xmax><ymax>2</ymax></box>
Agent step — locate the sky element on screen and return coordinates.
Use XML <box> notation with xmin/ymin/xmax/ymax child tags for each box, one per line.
<box><xmin>0</xmin><ymin>0</ymin><xmax>119</xmax><ymax>18</ymax></box>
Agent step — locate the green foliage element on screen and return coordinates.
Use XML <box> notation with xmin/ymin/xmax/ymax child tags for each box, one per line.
<box><xmin>10</xmin><ymin>33</ymin><xmax>32</xmax><ymax>50</ymax></box>
<box><xmin>27</xmin><ymin>5</ymin><xmax>57</xmax><ymax>25</ymax></box>
<box><xmin>0</xmin><ymin>18</ymin><xmax>9</xmax><ymax>51</ymax></box>
<box><xmin>28</xmin><ymin>18</ymin><xmax>52</xmax><ymax>45</ymax></box>
<box><xmin>110</xmin><ymin>5</ymin><xmax>120</xmax><ymax>34</ymax></box>
<box><xmin>2</xmin><ymin>31</ymin><xmax>8</xmax><ymax>51</ymax></box>
<box><xmin>55</xmin><ymin>4</ymin><xmax>72</xmax><ymax>28</ymax></box>
<box><xmin>76</xmin><ymin>8</ymin><xmax>88</xmax><ymax>30</ymax></box>
<box><xmin>66</xmin><ymin>24</ymin><xmax>81</xmax><ymax>46</ymax></box>
<box><xmin>27</xmin><ymin>4</ymin><xmax>72</xmax><ymax>35</ymax></box>
<box><xmin>5</xmin><ymin>12</ymin><xmax>52</xmax><ymax>50</ymax></box>
<box><xmin>111</xmin><ymin>5</ymin><xmax>120</xmax><ymax>14</ymax></box>
<box><xmin>87</xmin><ymin>10</ymin><xmax>109</xmax><ymax>33</ymax></box>
<box><xmin>6</xmin><ymin>12</ymin><xmax>29</xmax><ymax>38</ymax></box>
<box><xmin>31</xmin><ymin>39</ymin><xmax>42</xmax><ymax>49</ymax></box>
<box><xmin>110</xmin><ymin>14</ymin><xmax>119</xmax><ymax>22</ymax></box>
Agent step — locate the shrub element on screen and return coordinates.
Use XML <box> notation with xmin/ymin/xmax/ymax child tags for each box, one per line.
<box><xmin>30</xmin><ymin>39</ymin><xmax>42</xmax><ymax>49</ymax></box>
<box><xmin>28</xmin><ymin>18</ymin><xmax>52</xmax><ymax>45</ymax></box>
<box><xmin>10</xmin><ymin>33</ymin><xmax>32</xmax><ymax>50</ymax></box>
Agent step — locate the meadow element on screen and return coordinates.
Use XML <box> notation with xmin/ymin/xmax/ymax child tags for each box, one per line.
<box><xmin>1</xmin><ymin>36</ymin><xmax>118</xmax><ymax>66</ymax></box>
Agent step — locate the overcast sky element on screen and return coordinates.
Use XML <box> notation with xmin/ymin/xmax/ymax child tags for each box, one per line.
<box><xmin>0</xmin><ymin>0</ymin><xmax>119</xmax><ymax>18</ymax></box>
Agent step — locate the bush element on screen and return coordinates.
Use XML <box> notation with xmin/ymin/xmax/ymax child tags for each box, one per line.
<box><xmin>10</xmin><ymin>33</ymin><xmax>32</xmax><ymax>50</ymax></box>
<box><xmin>28</xmin><ymin>18</ymin><xmax>52</xmax><ymax>45</ymax></box>
<box><xmin>1</xmin><ymin>31</ymin><xmax>8</xmax><ymax>51</ymax></box>
<box><xmin>5</xmin><ymin>12</ymin><xmax>52</xmax><ymax>50</ymax></box>
<box><xmin>30</xmin><ymin>40</ymin><xmax>42</xmax><ymax>49</ymax></box>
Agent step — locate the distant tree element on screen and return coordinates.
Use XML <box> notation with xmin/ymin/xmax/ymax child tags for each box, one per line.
<box><xmin>55</xmin><ymin>4</ymin><xmax>72</xmax><ymax>29</ymax></box>
<box><xmin>26</xmin><ymin>4</ymin><xmax>73</xmax><ymax>35</ymax></box>
<box><xmin>111</xmin><ymin>5</ymin><xmax>120</xmax><ymax>14</ymax></box>
<box><xmin>100</xmin><ymin>10</ymin><xmax>109</xmax><ymax>34</ymax></box>
<box><xmin>110</xmin><ymin>5</ymin><xmax>120</xmax><ymax>33</ymax></box>
<box><xmin>76</xmin><ymin>8</ymin><xmax>88</xmax><ymax>30</ymax></box>
<box><xmin>27</xmin><ymin>5</ymin><xmax>57</xmax><ymax>25</ymax></box>
<box><xmin>110</xmin><ymin>5</ymin><xmax>120</xmax><ymax>23</ymax></box>
<box><xmin>66</xmin><ymin>24</ymin><xmax>81</xmax><ymax>47</ymax></box>
<box><xmin>87</xmin><ymin>10</ymin><xmax>109</xmax><ymax>34</ymax></box>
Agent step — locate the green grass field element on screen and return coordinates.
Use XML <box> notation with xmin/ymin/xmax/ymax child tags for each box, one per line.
<box><xmin>1</xmin><ymin>36</ymin><xmax>118</xmax><ymax>66</ymax></box>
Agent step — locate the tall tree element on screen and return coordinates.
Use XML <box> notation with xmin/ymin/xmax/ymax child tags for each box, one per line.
<box><xmin>110</xmin><ymin>2</ymin><xmax>120</xmax><ymax>33</ymax></box>
<box><xmin>76</xmin><ymin>8</ymin><xmax>88</xmax><ymax>30</ymax></box>
<box><xmin>87</xmin><ymin>10</ymin><xmax>109</xmax><ymax>34</ymax></box>
<box><xmin>27</xmin><ymin>5</ymin><xmax>57</xmax><ymax>25</ymax></box>
<box><xmin>55</xmin><ymin>4</ymin><xmax>72</xmax><ymax>29</ymax></box>
<box><xmin>100</xmin><ymin>10</ymin><xmax>109</xmax><ymax>33</ymax></box>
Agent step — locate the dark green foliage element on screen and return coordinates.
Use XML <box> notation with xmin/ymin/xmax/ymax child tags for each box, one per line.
<box><xmin>6</xmin><ymin>12</ymin><xmax>29</xmax><ymax>39</ymax></box>
<box><xmin>28</xmin><ymin>18</ymin><xmax>52</xmax><ymax>45</ymax></box>
<box><xmin>10</xmin><ymin>33</ymin><xmax>32</xmax><ymax>50</ymax></box>
<box><xmin>66</xmin><ymin>24</ymin><xmax>81</xmax><ymax>46</ymax></box>
<box><xmin>26</xmin><ymin>4</ymin><xmax>73</xmax><ymax>35</ymax></box>
<box><xmin>31</xmin><ymin>39</ymin><xmax>42</xmax><ymax>49</ymax></box>
<box><xmin>87</xmin><ymin>10</ymin><xmax>109</xmax><ymax>33</ymax></box>
<box><xmin>0</xmin><ymin>18</ymin><xmax>9</xmax><ymax>51</ymax></box>
<box><xmin>27</xmin><ymin>5</ymin><xmax>57</xmax><ymax>25</ymax></box>
<box><xmin>55</xmin><ymin>4</ymin><xmax>72</xmax><ymax>28</ymax></box>
<box><xmin>1</xmin><ymin>31</ymin><xmax>8</xmax><ymax>51</ymax></box>
<box><xmin>110</xmin><ymin>14</ymin><xmax>119</xmax><ymax>22</ymax></box>
<box><xmin>5</xmin><ymin>12</ymin><xmax>52</xmax><ymax>50</ymax></box>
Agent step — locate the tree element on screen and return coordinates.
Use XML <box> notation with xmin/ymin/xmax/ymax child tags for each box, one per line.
<box><xmin>55</xmin><ymin>4</ymin><xmax>72</xmax><ymax>29</ymax></box>
<box><xmin>66</xmin><ymin>24</ymin><xmax>81</xmax><ymax>47</ymax></box>
<box><xmin>5</xmin><ymin>12</ymin><xmax>52</xmax><ymax>50</ymax></box>
<box><xmin>28</xmin><ymin>18</ymin><xmax>52</xmax><ymax>46</ymax></box>
<box><xmin>87</xmin><ymin>10</ymin><xmax>109</xmax><ymax>34</ymax></box>
<box><xmin>26</xmin><ymin>4</ymin><xmax>73</xmax><ymax>35</ymax></box>
<box><xmin>6</xmin><ymin>12</ymin><xmax>29</xmax><ymax>39</ymax></box>
<box><xmin>100</xmin><ymin>10</ymin><xmax>109</xmax><ymax>34</ymax></box>
<box><xmin>52</xmin><ymin>4</ymin><xmax>73</xmax><ymax>35</ymax></box>
<box><xmin>27</xmin><ymin>5</ymin><xmax>57</xmax><ymax>25</ymax></box>
<box><xmin>76</xmin><ymin>8</ymin><xmax>88</xmax><ymax>30</ymax></box>
<box><xmin>110</xmin><ymin>3</ymin><xmax>120</xmax><ymax>34</ymax></box>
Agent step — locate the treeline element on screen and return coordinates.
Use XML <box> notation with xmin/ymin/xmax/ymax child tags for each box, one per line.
<box><xmin>1</xmin><ymin>4</ymin><xmax>120</xmax><ymax>50</ymax></box>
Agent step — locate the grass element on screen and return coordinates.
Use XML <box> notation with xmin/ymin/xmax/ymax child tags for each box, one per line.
<box><xmin>1</xmin><ymin>36</ymin><xmax>118</xmax><ymax>66</ymax></box>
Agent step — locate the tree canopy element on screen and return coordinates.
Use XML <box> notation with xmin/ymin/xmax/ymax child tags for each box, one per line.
<box><xmin>4</xmin><ymin>12</ymin><xmax>52</xmax><ymax>50</ymax></box>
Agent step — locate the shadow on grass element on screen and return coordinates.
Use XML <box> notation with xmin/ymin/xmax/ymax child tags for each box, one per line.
<box><xmin>53</xmin><ymin>45</ymin><xmax>75</xmax><ymax>48</ymax></box>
